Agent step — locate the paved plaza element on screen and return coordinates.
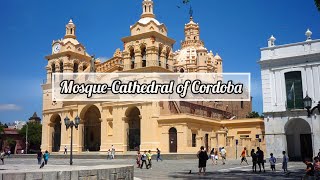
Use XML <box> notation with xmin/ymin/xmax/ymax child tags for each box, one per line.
<box><xmin>0</xmin><ymin>157</ymin><xmax>307</xmax><ymax>179</ymax></box>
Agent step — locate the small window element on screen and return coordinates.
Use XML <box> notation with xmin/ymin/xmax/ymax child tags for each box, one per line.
<box><xmin>192</xmin><ymin>134</ymin><xmax>196</xmax><ymax>147</ymax></box>
<box><xmin>59</xmin><ymin>62</ymin><xmax>63</xmax><ymax>73</ymax></box>
<box><xmin>241</xmin><ymin>101</ymin><xmax>244</xmax><ymax>109</ymax></box>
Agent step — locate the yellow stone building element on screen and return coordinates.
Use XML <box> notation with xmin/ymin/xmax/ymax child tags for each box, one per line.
<box><xmin>41</xmin><ymin>0</ymin><xmax>265</xmax><ymax>158</ymax></box>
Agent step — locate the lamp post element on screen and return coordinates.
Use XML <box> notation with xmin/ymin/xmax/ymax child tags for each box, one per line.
<box><xmin>303</xmin><ymin>95</ymin><xmax>320</xmax><ymax>117</ymax></box>
<box><xmin>64</xmin><ymin>115</ymin><xmax>80</xmax><ymax>165</ymax></box>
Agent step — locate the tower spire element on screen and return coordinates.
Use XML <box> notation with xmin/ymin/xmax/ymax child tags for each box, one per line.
<box><xmin>141</xmin><ymin>0</ymin><xmax>155</xmax><ymax>19</ymax></box>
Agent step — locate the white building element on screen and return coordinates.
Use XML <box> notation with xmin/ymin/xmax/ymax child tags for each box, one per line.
<box><xmin>259</xmin><ymin>29</ymin><xmax>320</xmax><ymax>160</ymax></box>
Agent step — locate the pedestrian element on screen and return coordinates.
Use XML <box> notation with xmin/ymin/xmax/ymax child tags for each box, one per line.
<box><xmin>303</xmin><ymin>159</ymin><xmax>314</xmax><ymax>180</ymax></box>
<box><xmin>313</xmin><ymin>157</ymin><xmax>319</xmax><ymax>179</ymax></box>
<box><xmin>220</xmin><ymin>147</ymin><xmax>227</xmax><ymax>165</ymax></box>
<box><xmin>147</xmin><ymin>150</ymin><xmax>152</xmax><ymax>169</ymax></box>
<box><xmin>209</xmin><ymin>148</ymin><xmax>215</xmax><ymax>164</ymax></box>
<box><xmin>214</xmin><ymin>150</ymin><xmax>219</xmax><ymax>165</ymax></box>
<box><xmin>269</xmin><ymin>153</ymin><xmax>276</xmax><ymax>171</ymax></box>
<box><xmin>37</xmin><ymin>150</ymin><xmax>42</xmax><ymax>165</ymax></box>
<box><xmin>64</xmin><ymin>146</ymin><xmax>67</xmax><ymax>154</ymax></box>
<box><xmin>282</xmin><ymin>151</ymin><xmax>288</xmax><ymax>172</ymax></box>
<box><xmin>43</xmin><ymin>150</ymin><xmax>50</xmax><ymax>165</ymax></box>
<box><xmin>107</xmin><ymin>149</ymin><xmax>111</xmax><ymax>160</ymax></box>
<box><xmin>0</xmin><ymin>151</ymin><xmax>5</xmax><ymax>165</ymax></box>
<box><xmin>7</xmin><ymin>150</ymin><xmax>11</xmax><ymax>158</ymax></box>
<box><xmin>256</xmin><ymin>147</ymin><xmax>265</xmax><ymax>172</ymax></box>
<box><xmin>240</xmin><ymin>147</ymin><xmax>249</xmax><ymax>165</ymax></box>
<box><xmin>21</xmin><ymin>149</ymin><xmax>24</xmax><ymax>154</ymax></box>
<box><xmin>111</xmin><ymin>145</ymin><xmax>115</xmax><ymax>159</ymax></box>
<box><xmin>156</xmin><ymin>148</ymin><xmax>162</xmax><ymax>162</ymax></box>
<box><xmin>251</xmin><ymin>149</ymin><xmax>257</xmax><ymax>172</ymax></box>
<box><xmin>197</xmin><ymin>146</ymin><xmax>208</xmax><ymax>175</ymax></box>
<box><xmin>136</xmin><ymin>151</ymin><xmax>141</xmax><ymax>168</ymax></box>
<box><xmin>140</xmin><ymin>151</ymin><xmax>148</xmax><ymax>169</ymax></box>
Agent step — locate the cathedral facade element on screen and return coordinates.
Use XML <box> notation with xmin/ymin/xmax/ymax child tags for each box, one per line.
<box><xmin>41</xmin><ymin>0</ymin><xmax>265</xmax><ymax>157</ymax></box>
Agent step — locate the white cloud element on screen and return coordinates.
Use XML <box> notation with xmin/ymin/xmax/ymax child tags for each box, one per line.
<box><xmin>0</xmin><ymin>104</ymin><xmax>22</xmax><ymax>111</ymax></box>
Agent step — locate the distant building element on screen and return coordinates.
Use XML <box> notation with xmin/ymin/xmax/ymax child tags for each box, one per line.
<box><xmin>29</xmin><ymin>112</ymin><xmax>41</xmax><ymax>123</ymax></box>
<box><xmin>259</xmin><ymin>30</ymin><xmax>320</xmax><ymax>160</ymax></box>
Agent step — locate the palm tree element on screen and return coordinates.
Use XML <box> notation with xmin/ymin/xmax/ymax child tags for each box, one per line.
<box><xmin>315</xmin><ymin>0</ymin><xmax>320</xmax><ymax>11</ymax></box>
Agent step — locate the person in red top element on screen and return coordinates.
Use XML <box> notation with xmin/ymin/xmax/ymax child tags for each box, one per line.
<box><xmin>240</xmin><ymin>147</ymin><xmax>249</xmax><ymax>165</ymax></box>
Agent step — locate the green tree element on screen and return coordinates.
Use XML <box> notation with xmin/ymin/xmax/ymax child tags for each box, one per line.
<box><xmin>246</xmin><ymin>111</ymin><xmax>262</xmax><ymax>118</ymax></box>
<box><xmin>6</xmin><ymin>137</ymin><xmax>16</xmax><ymax>148</ymax></box>
<box><xmin>19</xmin><ymin>123</ymin><xmax>42</xmax><ymax>152</ymax></box>
<box><xmin>315</xmin><ymin>0</ymin><xmax>320</xmax><ymax>11</ymax></box>
<box><xmin>0</xmin><ymin>122</ymin><xmax>4</xmax><ymax>150</ymax></box>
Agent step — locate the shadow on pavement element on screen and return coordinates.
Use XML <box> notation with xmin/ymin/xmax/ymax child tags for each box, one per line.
<box><xmin>169</xmin><ymin>169</ymin><xmax>305</xmax><ymax>179</ymax></box>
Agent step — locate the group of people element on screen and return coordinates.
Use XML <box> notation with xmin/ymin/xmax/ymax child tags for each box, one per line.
<box><xmin>302</xmin><ymin>150</ymin><xmax>320</xmax><ymax>179</ymax></box>
<box><xmin>37</xmin><ymin>150</ymin><xmax>50</xmax><ymax>168</ymax></box>
<box><xmin>106</xmin><ymin>145</ymin><xmax>116</xmax><ymax>159</ymax></box>
<box><xmin>136</xmin><ymin>148</ymin><xmax>162</xmax><ymax>169</ymax></box>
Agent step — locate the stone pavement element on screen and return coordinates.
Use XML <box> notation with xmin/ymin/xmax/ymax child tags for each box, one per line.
<box><xmin>0</xmin><ymin>157</ymin><xmax>307</xmax><ymax>179</ymax></box>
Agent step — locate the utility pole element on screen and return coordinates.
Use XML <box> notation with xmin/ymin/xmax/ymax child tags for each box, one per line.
<box><xmin>25</xmin><ymin>124</ymin><xmax>28</xmax><ymax>154</ymax></box>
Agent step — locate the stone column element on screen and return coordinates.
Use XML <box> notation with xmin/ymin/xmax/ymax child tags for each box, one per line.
<box><xmin>216</xmin><ymin>130</ymin><xmax>227</xmax><ymax>148</ymax></box>
<box><xmin>100</xmin><ymin>108</ymin><xmax>109</xmax><ymax>152</ymax></box>
<box><xmin>41</xmin><ymin>114</ymin><xmax>50</xmax><ymax>152</ymax></box>
<box><xmin>112</xmin><ymin>107</ymin><xmax>126</xmax><ymax>153</ymax></box>
<box><xmin>160</xmin><ymin>49</ymin><xmax>166</xmax><ymax>68</ymax></box>
<box><xmin>77</xmin><ymin>123</ymin><xmax>84</xmax><ymax>152</ymax></box>
<box><xmin>59</xmin><ymin>112</ymin><xmax>69</xmax><ymax>153</ymax></box>
<box><xmin>123</xmin><ymin>51</ymin><xmax>131</xmax><ymax>71</ymax></box>
<box><xmin>134</xmin><ymin>49</ymin><xmax>142</xmax><ymax>68</ymax></box>
<box><xmin>46</xmin><ymin>66</ymin><xmax>52</xmax><ymax>84</ymax></box>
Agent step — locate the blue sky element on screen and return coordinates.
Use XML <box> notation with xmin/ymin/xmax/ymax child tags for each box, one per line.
<box><xmin>0</xmin><ymin>0</ymin><xmax>319</xmax><ymax>123</ymax></box>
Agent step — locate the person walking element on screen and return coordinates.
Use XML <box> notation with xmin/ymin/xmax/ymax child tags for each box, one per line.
<box><xmin>37</xmin><ymin>150</ymin><xmax>42</xmax><ymax>165</ymax></box>
<box><xmin>197</xmin><ymin>146</ymin><xmax>208</xmax><ymax>175</ymax></box>
<box><xmin>43</xmin><ymin>150</ymin><xmax>50</xmax><ymax>165</ymax></box>
<box><xmin>282</xmin><ymin>151</ymin><xmax>288</xmax><ymax>172</ymax></box>
<box><xmin>251</xmin><ymin>149</ymin><xmax>257</xmax><ymax>172</ymax></box>
<box><xmin>107</xmin><ymin>149</ymin><xmax>111</xmax><ymax>160</ymax></box>
<box><xmin>240</xmin><ymin>147</ymin><xmax>249</xmax><ymax>165</ymax></box>
<box><xmin>156</xmin><ymin>148</ymin><xmax>162</xmax><ymax>162</ymax></box>
<box><xmin>7</xmin><ymin>150</ymin><xmax>11</xmax><ymax>158</ymax></box>
<box><xmin>64</xmin><ymin>146</ymin><xmax>67</xmax><ymax>154</ymax></box>
<box><xmin>256</xmin><ymin>147</ymin><xmax>265</xmax><ymax>172</ymax></box>
<box><xmin>140</xmin><ymin>151</ymin><xmax>148</xmax><ymax>169</ymax></box>
<box><xmin>214</xmin><ymin>150</ymin><xmax>219</xmax><ymax>165</ymax></box>
<box><xmin>111</xmin><ymin>145</ymin><xmax>115</xmax><ymax>159</ymax></box>
<box><xmin>220</xmin><ymin>147</ymin><xmax>227</xmax><ymax>165</ymax></box>
<box><xmin>0</xmin><ymin>151</ymin><xmax>5</xmax><ymax>165</ymax></box>
<box><xmin>269</xmin><ymin>153</ymin><xmax>276</xmax><ymax>171</ymax></box>
<box><xmin>209</xmin><ymin>148</ymin><xmax>215</xmax><ymax>165</ymax></box>
<box><xmin>147</xmin><ymin>150</ymin><xmax>152</xmax><ymax>169</ymax></box>
<box><xmin>136</xmin><ymin>151</ymin><xmax>142</xmax><ymax>168</ymax></box>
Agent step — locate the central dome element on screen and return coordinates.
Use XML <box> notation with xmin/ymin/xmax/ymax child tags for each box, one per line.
<box><xmin>138</xmin><ymin>17</ymin><xmax>161</xmax><ymax>26</ymax></box>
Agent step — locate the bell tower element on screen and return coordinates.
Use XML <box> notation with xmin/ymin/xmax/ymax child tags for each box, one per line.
<box><xmin>64</xmin><ymin>19</ymin><xmax>76</xmax><ymax>39</ymax></box>
<box><xmin>121</xmin><ymin>0</ymin><xmax>175</xmax><ymax>72</ymax></box>
<box><xmin>141</xmin><ymin>0</ymin><xmax>155</xmax><ymax>18</ymax></box>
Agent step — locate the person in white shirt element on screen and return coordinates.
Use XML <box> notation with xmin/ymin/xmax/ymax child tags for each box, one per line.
<box><xmin>220</xmin><ymin>147</ymin><xmax>227</xmax><ymax>165</ymax></box>
<box><xmin>269</xmin><ymin>153</ymin><xmax>276</xmax><ymax>171</ymax></box>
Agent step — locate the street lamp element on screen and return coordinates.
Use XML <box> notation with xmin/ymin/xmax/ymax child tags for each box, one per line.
<box><xmin>303</xmin><ymin>95</ymin><xmax>320</xmax><ymax>117</ymax></box>
<box><xmin>64</xmin><ymin>115</ymin><xmax>80</xmax><ymax>165</ymax></box>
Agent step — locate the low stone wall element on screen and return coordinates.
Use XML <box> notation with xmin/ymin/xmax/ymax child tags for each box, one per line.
<box><xmin>0</xmin><ymin>165</ymin><xmax>133</xmax><ymax>180</ymax></box>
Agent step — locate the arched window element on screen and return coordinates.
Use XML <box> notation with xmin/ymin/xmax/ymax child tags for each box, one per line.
<box><xmin>180</xmin><ymin>68</ymin><xmax>185</xmax><ymax>73</ymax></box>
<box><xmin>59</xmin><ymin>61</ymin><xmax>63</xmax><ymax>73</ymax></box>
<box><xmin>141</xmin><ymin>46</ymin><xmax>146</xmax><ymax>67</ymax></box>
<box><xmin>51</xmin><ymin>63</ymin><xmax>56</xmax><ymax>73</ymax></box>
<box><xmin>83</xmin><ymin>65</ymin><xmax>87</xmax><ymax>71</ymax></box>
<box><xmin>144</xmin><ymin>5</ymin><xmax>147</xmax><ymax>12</ymax></box>
<box><xmin>130</xmin><ymin>48</ymin><xmax>135</xmax><ymax>69</ymax></box>
<box><xmin>73</xmin><ymin>63</ymin><xmax>79</xmax><ymax>73</ymax></box>
<box><xmin>285</xmin><ymin>71</ymin><xmax>303</xmax><ymax>109</ymax></box>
